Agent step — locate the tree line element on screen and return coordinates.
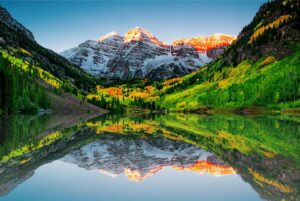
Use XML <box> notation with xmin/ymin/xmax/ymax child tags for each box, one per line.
<box><xmin>0</xmin><ymin>55</ymin><xmax>50</xmax><ymax>115</ymax></box>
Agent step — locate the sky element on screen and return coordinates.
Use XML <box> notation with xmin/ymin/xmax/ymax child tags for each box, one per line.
<box><xmin>0</xmin><ymin>0</ymin><xmax>266</xmax><ymax>53</ymax></box>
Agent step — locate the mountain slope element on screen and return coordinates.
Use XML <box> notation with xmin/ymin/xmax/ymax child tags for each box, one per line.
<box><xmin>173</xmin><ymin>33</ymin><xmax>236</xmax><ymax>59</ymax></box>
<box><xmin>0</xmin><ymin>5</ymin><xmax>95</xmax><ymax>89</ymax></box>
<box><xmin>159</xmin><ymin>0</ymin><xmax>300</xmax><ymax>112</ymax></box>
<box><xmin>0</xmin><ymin>5</ymin><xmax>106</xmax><ymax>115</ymax></box>
<box><xmin>61</xmin><ymin>27</ymin><xmax>235</xmax><ymax>80</ymax></box>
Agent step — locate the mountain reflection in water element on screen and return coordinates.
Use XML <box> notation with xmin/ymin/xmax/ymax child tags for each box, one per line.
<box><xmin>63</xmin><ymin>137</ymin><xmax>235</xmax><ymax>182</ymax></box>
<box><xmin>0</xmin><ymin>114</ymin><xmax>299</xmax><ymax>201</ymax></box>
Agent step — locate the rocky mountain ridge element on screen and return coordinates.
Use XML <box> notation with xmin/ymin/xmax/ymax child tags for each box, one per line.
<box><xmin>0</xmin><ymin>6</ymin><xmax>35</xmax><ymax>41</ymax></box>
<box><xmin>0</xmin><ymin>5</ymin><xmax>95</xmax><ymax>88</ymax></box>
<box><xmin>62</xmin><ymin>137</ymin><xmax>235</xmax><ymax>182</ymax></box>
<box><xmin>61</xmin><ymin>27</ymin><xmax>235</xmax><ymax>80</ymax></box>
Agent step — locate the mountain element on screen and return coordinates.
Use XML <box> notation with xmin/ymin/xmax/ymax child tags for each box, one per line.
<box><xmin>221</xmin><ymin>0</ymin><xmax>300</xmax><ymax>66</ymax></box>
<box><xmin>63</xmin><ymin>137</ymin><xmax>235</xmax><ymax>182</ymax></box>
<box><xmin>61</xmin><ymin>27</ymin><xmax>235</xmax><ymax>80</ymax></box>
<box><xmin>0</xmin><ymin>5</ymin><xmax>105</xmax><ymax>115</ymax></box>
<box><xmin>172</xmin><ymin>33</ymin><xmax>236</xmax><ymax>59</ymax></box>
<box><xmin>1</xmin><ymin>113</ymin><xmax>299</xmax><ymax>200</ymax></box>
<box><xmin>0</xmin><ymin>7</ymin><xmax>34</xmax><ymax>42</ymax></box>
<box><xmin>0</xmin><ymin>5</ymin><xmax>95</xmax><ymax>88</ymax></box>
<box><xmin>160</xmin><ymin>0</ymin><xmax>300</xmax><ymax>112</ymax></box>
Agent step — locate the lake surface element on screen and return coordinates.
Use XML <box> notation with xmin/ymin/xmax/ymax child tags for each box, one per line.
<box><xmin>0</xmin><ymin>114</ymin><xmax>299</xmax><ymax>201</ymax></box>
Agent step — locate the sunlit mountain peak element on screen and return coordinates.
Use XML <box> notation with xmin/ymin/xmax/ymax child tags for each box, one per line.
<box><xmin>96</xmin><ymin>160</ymin><xmax>236</xmax><ymax>182</ymax></box>
<box><xmin>124</xmin><ymin>166</ymin><xmax>164</xmax><ymax>182</ymax></box>
<box><xmin>208</xmin><ymin>33</ymin><xmax>237</xmax><ymax>42</ymax></box>
<box><xmin>98</xmin><ymin>31</ymin><xmax>120</xmax><ymax>42</ymax></box>
<box><xmin>124</xmin><ymin>26</ymin><xmax>168</xmax><ymax>46</ymax></box>
<box><xmin>173</xmin><ymin>33</ymin><xmax>236</xmax><ymax>52</ymax></box>
<box><xmin>122</xmin><ymin>160</ymin><xmax>236</xmax><ymax>182</ymax></box>
<box><xmin>173</xmin><ymin>160</ymin><xmax>236</xmax><ymax>176</ymax></box>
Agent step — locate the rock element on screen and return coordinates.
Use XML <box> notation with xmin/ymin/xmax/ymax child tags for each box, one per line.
<box><xmin>61</xmin><ymin>27</ymin><xmax>235</xmax><ymax>80</ymax></box>
<box><xmin>173</xmin><ymin>33</ymin><xmax>236</xmax><ymax>59</ymax></box>
<box><xmin>0</xmin><ymin>6</ymin><xmax>35</xmax><ymax>41</ymax></box>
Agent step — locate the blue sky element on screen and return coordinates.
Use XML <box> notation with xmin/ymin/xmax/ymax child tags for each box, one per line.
<box><xmin>0</xmin><ymin>1</ymin><xmax>266</xmax><ymax>53</ymax></box>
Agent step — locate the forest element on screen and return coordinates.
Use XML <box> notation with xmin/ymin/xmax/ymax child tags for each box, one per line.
<box><xmin>0</xmin><ymin>53</ymin><xmax>50</xmax><ymax>114</ymax></box>
<box><xmin>0</xmin><ymin>0</ymin><xmax>299</xmax><ymax>115</ymax></box>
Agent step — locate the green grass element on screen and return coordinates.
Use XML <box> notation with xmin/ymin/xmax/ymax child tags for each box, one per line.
<box><xmin>161</xmin><ymin>49</ymin><xmax>300</xmax><ymax>112</ymax></box>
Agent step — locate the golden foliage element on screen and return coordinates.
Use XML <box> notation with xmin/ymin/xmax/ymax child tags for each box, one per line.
<box><xmin>163</xmin><ymin>77</ymin><xmax>183</xmax><ymax>86</ymax></box>
<box><xmin>145</xmin><ymin>85</ymin><xmax>155</xmax><ymax>93</ymax></box>
<box><xmin>249</xmin><ymin>15</ymin><xmax>292</xmax><ymax>44</ymax></box>
<box><xmin>218</xmin><ymin>79</ymin><xmax>228</xmax><ymax>88</ymax></box>
<box><xmin>129</xmin><ymin>86</ymin><xmax>158</xmax><ymax>100</ymax></box>
<box><xmin>174</xmin><ymin>160</ymin><xmax>236</xmax><ymax>176</ymax></box>
<box><xmin>248</xmin><ymin>168</ymin><xmax>293</xmax><ymax>193</ymax></box>
<box><xmin>106</xmin><ymin>87</ymin><xmax>123</xmax><ymax>97</ymax></box>
<box><xmin>1</xmin><ymin>131</ymin><xmax>61</xmax><ymax>163</ymax></box>
<box><xmin>19</xmin><ymin>157</ymin><xmax>32</xmax><ymax>165</ymax></box>
<box><xmin>130</xmin><ymin>91</ymin><xmax>148</xmax><ymax>99</ymax></box>
<box><xmin>102</xmin><ymin>124</ymin><xmax>124</xmax><ymax>133</ymax></box>
<box><xmin>19</xmin><ymin>48</ymin><xmax>32</xmax><ymax>57</ymax></box>
<box><xmin>129</xmin><ymin>122</ymin><xmax>155</xmax><ymax>134</ymax></box>
<box><xmin>261</xmin><ymin>56</ymin><xmax>276</xmax><ymax>66</ymax></box>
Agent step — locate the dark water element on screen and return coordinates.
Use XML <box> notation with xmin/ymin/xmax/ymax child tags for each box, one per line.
<box><xmin>0</xmin><ymin>114</ymin><xmax>299</xmax><ymax>201</ymax></box>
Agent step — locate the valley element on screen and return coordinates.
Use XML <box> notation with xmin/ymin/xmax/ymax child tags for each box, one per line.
<box><xmin>0</xmin><ymin>0</ymin><xmax>299</xmax><ymax>115</ymax></box>
<box><xmin>0</xmin><ymin>1</ymin><xmax>299</xmax><ymax>201</ymax></box>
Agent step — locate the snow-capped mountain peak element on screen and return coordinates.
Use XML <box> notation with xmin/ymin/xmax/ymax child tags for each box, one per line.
<box><xmin>98</xmin><ymin>31</ymin><xmax>121</xmax><ymax>42</ymax></box>
<box><xmin>62</xmin><ymin>137</ymin><xmax>235</xmax><ymax>182</ymax></box>
<box><xmin>61</xmin><ymin>27</ymin><xmax>235</xmax><ymax>80</ymax></box>
<box><xmin>173</xmin><ymin>34</ymin><xmax>236</xmax><ymax>52</ymax></box>
<box><xmin>124</xmin><ymin>26</ymin><xmax>168</xmax><ymax>47</ymax></box>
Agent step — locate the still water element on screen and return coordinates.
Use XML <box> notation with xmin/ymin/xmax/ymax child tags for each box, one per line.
<box><xmin>0</xmin><ymin>114</ymin><xmax>299</xmax><ymax>201</ymax></box>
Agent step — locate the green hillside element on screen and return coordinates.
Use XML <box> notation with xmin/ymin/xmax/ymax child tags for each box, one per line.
<box><xmin>0</xmin><ymin>53</ymin><xmax>50</xmax><ymax>114</ymax></box>
<box><xmin>161</xmin><ymin>48</ymin><xmax>300</xmax><ymax>112</ymax></box>
<box><xmin>82</xmin><ymin>0</ymin><xmax>300</xmax><ymax>114</ymax></box>
<box><xmin>0</xmin><ymin>6</ymin><xmax>95</xmax><ymax>89</ymax></box>
<box><xmin>0</xmin><ymin>5</ymin><xmax>106</xmax><ymax>115</ymax></box>
<box><xmin>159</xmin><ymin>0</ymin><xmax>300</xmax><ymax>113</ymax></box>
<box><xmin>0</xmin><ymin>51</ymin><xmax>106</xmax><ymax>115</ymax></box>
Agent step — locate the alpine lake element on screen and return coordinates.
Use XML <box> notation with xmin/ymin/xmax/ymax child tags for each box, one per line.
<box><xmin>0</xmin><ymin>113</ymin><xmax>299</xmax><ymax>201</ymax></box>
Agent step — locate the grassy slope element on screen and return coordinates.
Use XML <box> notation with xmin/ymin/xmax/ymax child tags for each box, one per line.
<box><xmin>160</xmin><ymin>47</ymin><xmax>300</xmax><ymax>112</ymax></box>
<box><xmin>158</xmin><ymin>0</ymin><xmax>300</xmax><ymax>113</ymax></box>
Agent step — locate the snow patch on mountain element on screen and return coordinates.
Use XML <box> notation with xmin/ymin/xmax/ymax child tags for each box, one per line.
<box><xmin>62</xmin><ymin>137</ymin><xmax>213</xmax><ymax>179</ymax></box>
<box><xmin>61</xmin><ymin>27</ymin><xmax>235</xmax><ymax>80</ymax></box>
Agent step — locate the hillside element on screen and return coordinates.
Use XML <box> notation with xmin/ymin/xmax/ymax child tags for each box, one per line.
<box><xmin>0</xmin><ymin>6</ymin><xmax>96</xmax><ymax>89</ymax></box>
<box><xmin>160</xmin><ymin>0</ymin><xmax>300</xmax><ymax>113</ymax></box>
<box><xmin>0</xmin><ymin>5</ymin><xmax>106</xmax><ymax>115</ymax></box>
<box><xmin>84</xmin><ymin>0</ymin><xmax>300</xmax><ymax>114</ymax></box>
<box><xmin>1</xmin><ymin>0</ymin><xmax>299</xmax><ymax>115</ymax></box>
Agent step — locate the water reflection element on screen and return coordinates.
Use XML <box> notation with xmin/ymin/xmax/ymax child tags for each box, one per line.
<box><xmin>63</xmin><ymin>137</ymin><xmax>235</xmax><ymax>182</ymax></box>
<box><xmin>0</xmin><ymin>114</ymin><xmax>299</xmax><ymax>201</ymax></box>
